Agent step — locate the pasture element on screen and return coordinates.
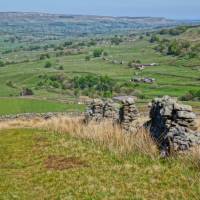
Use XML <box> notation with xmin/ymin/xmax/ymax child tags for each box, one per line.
<box><xmin>0</xmin><ymin>98</ymin><xmax>84</xmax><ymax>115</ymax></box>
<box><xmin>0</xmin><ymin>26</ymin><xmax>200</xmax><ymax>114</ymax></box>
<box><xmin>0</xmin><ymin>128</ymin><xmax>200</xmax><ymax>199</ymax></box>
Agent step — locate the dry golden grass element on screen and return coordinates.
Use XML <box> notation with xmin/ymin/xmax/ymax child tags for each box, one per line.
<box><xmin>196</xmin><ymin>117</ymin><xmax>200</xmax><ymax>132</ymax></box>
<box><xmin>1</xmin><ymin>116</ymin><xmax>200</xmax><ymax>164</ymax></box>
<box><xmin>179</xmin><ymin>146</ymin><xmax>200</xmax><ymax>170</ymax></box>
<box><xmin>41</xmin><ymin>117</ymin><xmax>159</xmax><ymax>158</ymax></box>
<box><xmin>0</xmin><ymin>116</ymin><xmax>158</xmax><ymax>158</ymax></box>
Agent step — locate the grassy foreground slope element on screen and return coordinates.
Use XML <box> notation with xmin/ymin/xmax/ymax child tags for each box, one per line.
<box><xmin>0</xmin><ymin>128</ymin><xmax>200</xmax><ymax>199</ymax></box>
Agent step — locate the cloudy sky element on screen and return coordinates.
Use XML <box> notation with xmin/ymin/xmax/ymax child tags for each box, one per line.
<box><xmin>0</xmin><ymin>0</ymin><xmax>199</xmax><ymax>19</ymax></box>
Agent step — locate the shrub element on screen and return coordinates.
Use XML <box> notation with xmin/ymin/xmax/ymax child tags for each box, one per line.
<box><xmin>85</xmin><ymin>55</ymin><xmax>91</xmax><ymax>61</ymax></box>
<box><xmin>168</xmin><ymin>40</ymin><xmax>182</xmax><ymax>56</ymax></box>
<box><xmin>40</xmin><ymin>53</ymin><xmax>50</xmax><ymax>60</ymax></box>
<box><xmin>180</xmin><ymin>90</ymin><xmax>200</xmax><ymax>101</ymax></box>
<box><xmin>150</xmin><ymin>35</ymin><xmax>160</xmax><ymax>43</ymax></box>
<box><xmin>111</xmin><ymin>36</ymin><xmax>123</xmax><ymax>45</ymax></box>
<box><xmin>72</xmin><ymin>75</ymin><xmax>115</xmax><ymax>97</ymax></box>
<box><xmin>64</xmin><ymin>41</ymin><xmax>73</xmax><ymax>46</ymax></box>
<box><xmin>93</xmin><ymin>49</ymin><xmax>103</xmax><ymax>58</ymax></box>
<box><xmin>6</xmin><ymin>81</ymin><xmax>15</xmax><ymax>88</ymax></box>
<box><xmin>58</xmin><ymin>65</ymin><xmax>64</xmax><ymax>70</ymax></box>
<box><xmin>88</xmin><ymin>40</ymin><xmax>97</xmax><ymax>46</ymax></box>
<box><xmin>20</xmin><ymin>88</ymin><xmax>34</xmax><ymax>96</ymax></box>
<box><xmin>44</xmin><ymin>61</ymin><xmax>52</xmax><ymax>68</ymax></box>
<box><xmin>158</xmin><ymin>26</ymin><xmax>188</xmax><ymax>36</ymax></box>
<box><xmin>0</xmin><ymin>60</ymin><xmax>4</xmax><ymax>67</ymax></box>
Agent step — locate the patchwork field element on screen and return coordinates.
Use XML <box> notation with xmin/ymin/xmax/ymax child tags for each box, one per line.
<box><xmin>1</xmin><ymin>37</ymin><xmax>200</xmax><ymax>114</ymax></box>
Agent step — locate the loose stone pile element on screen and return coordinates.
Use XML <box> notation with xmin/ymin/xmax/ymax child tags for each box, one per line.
<box><xmin>120</xmin><ymin>97</ymin><xmax>140</xmax><ymax>132</ymax></box>
<box><xmin>148</xmin><ymin>96</ymin><xmax>200</xmax><ymax>153</ymax></box>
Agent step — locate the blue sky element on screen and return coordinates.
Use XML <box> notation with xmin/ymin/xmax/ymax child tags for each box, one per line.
<box><xmin>0</xmin><ymin>0</ymin><xmax>199</xmax><ymax>19</ymax></box>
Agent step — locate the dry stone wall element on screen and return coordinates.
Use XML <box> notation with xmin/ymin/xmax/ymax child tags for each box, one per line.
<box><xmin>120</xmin><ymin>98</ymin><xmax>139</xmax><ymax>132</ymax></box>
<box><xmin>85</xmin><ymin>99</ymin><xmax>104</xmax><ymax>122</ymax></box>
<box><xmin>85</xmin><ymin>97</ymin><xmax>139</xmax><ymax>131</ymax></box>
<box><xmin>0</xmin><ymin>112</ymin><xmax>82</xmax><ymax>121</ymax></box>
<box><xmin>103</xmin><ymin>100</ymin><xmax>120</xmax><ymax>122</ymax></box>
<box><xmin>85</xmin><ymin>99</ymin><xmax>120</xmax><ymax>123</ymax></box>
<box><xmin>148</xmin><ymin>96</ymin><xmax>200</xmax><ymax>153</ymax></box>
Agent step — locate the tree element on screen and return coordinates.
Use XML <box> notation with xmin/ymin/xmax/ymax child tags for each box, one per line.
<box><xmin>111</xmin><ymin>36</ymin><xmax>123</xmax><ymax>45</ymax></box>
<box><xmin>167</xmin><ymin>40</ymin><xmax>181</xmax><ymax>56</ymax></box>
<box><xmin>150</xmin><ymin>35</ymin><xmax>160</xmax><ymax>43</ymax></box>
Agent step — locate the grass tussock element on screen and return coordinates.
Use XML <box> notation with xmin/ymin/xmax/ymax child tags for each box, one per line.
<box><xmin>196</xmin><ymin>117</ymin><xmax>200</xmax><ymax>131</ymax></box>
<box><xmin>0</xmin><ymin>116</ymin><xmax>200</xmax><ymax>164</ymax></box>
<box><xmin>41</xmin><ymin>117</ymin><xmax>159</xmax><ymax>159</ymax></box>
<box><xmin>179</xmin><ymin>146</ymin><xmax>200</xmax><ymax>170</ymax></box>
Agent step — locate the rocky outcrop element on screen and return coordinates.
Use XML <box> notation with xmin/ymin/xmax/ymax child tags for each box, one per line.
<box><xmin>148</xmin><ymin>96</ymin><xmax>200</xmax><ymax>154</ymax></box>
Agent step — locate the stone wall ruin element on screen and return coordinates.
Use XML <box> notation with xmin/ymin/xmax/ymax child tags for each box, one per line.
<box><xmin>85</xmin><ymin>95</ymin><xmax>200</xmax><ymax>154</ymax></box>
<box><xmin>85</xmin><ymin>97</ymin><xmax>139</xmax><ymax>131</ymax></box>
<box><xmin>148</xmin><ymin>96</ymin><xmax>200</xmax><ymax>153</ymax></box>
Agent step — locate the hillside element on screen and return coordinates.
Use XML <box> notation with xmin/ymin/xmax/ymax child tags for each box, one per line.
<box><xmin>0</xmin><ymin>12</ymin><xmax>199</xmax><ymax>40</ymax></box>
<box><xmin>0</xmin><ymin>12</ymin><xmax>200</xmax><ymax>200</ymax></box>
<box><xmin>0</xmin><ymin>13</ymin><xmax>200</xmax><ymax>114</ymax></box>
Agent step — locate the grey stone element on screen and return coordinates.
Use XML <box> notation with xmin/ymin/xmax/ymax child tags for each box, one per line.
<box><xmin>147</xmin><ymin>96</ymin><xmax>200</xmax><ymax>154</ymax></box>
<box><xmin>177</xmin><ymin>111</ymin><xmax>196</xmax><ymax>119</ymax></box>
<box><xmin>174</xmin><ymin>103</ymin><xmax>192</xmax><ymax>112</ymax></box>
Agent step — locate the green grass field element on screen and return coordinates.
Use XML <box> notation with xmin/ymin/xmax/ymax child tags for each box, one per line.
<box><xmin>0</xmin><ymin>98</ymin><xmax>85</xmax><ymax>115</ymax></box>
<box><xmin>0</xmin><ymin>129</ymin><xmax>199</xmax><ymax>199</ymax></box>
<box><xmin>1</xmin><ymin>39</ymin><xmax>200</xmax><ymax>98</ymax></box>
<box><xmin>0</xmin><ymin>26</ymin><xmax>200</xmax><ymax>114</ymax></box>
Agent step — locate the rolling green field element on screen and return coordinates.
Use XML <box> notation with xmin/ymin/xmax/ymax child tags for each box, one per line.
<box><xmin>0</xmin><ymin>98</ymin><xmax>85</xmax><ymax>115</ymax></box>
<box><xmin>0</xmin><ymin>129</ymin><xmax>200</xmax><ymax>199</ymax></box>
<box><xmin>0</xmin><ymin>25</ymin><xmax>200</xmax><ymax>114</ymax></box>
<box><xmin>1</xmin><ymin>40</ymin><xmax>200</xmax><ymax>97</ymax></box>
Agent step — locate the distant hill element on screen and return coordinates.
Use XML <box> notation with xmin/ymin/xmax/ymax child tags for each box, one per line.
<box><xmin>0</xmin><ymin>12</ymin><xmax>199</xmax><ymax>39</ymax></box>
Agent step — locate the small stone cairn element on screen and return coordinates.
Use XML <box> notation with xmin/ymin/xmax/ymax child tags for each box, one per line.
<box><xmin>148</xmin><ymin>96</ymin><xmax>200</xmax><ymax>153</ymax></box>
